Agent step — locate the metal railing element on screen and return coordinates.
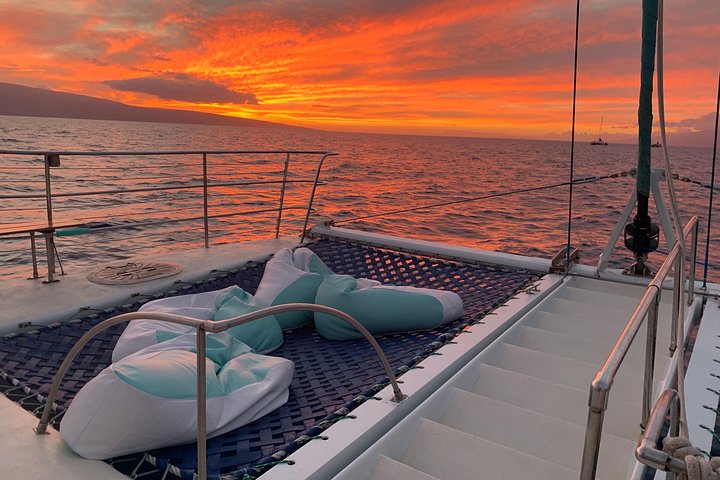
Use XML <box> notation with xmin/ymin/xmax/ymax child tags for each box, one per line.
<box><xmin>34</xmin><ymin>303</ymin><xmax>405</xmax><ymax>480</ymax></box>
<box><xmin>0</xmin><ymin>149</ymin><xmax>337</xmax><ymax>282</ymax></box>
<box><xmin>579</xmin><ymin>215</ymin><xmax>699</xmax><ymax>480</ymax></box>
<box><xmin>635</xmin><ymin>389</ymin><xmax>684</xmax><ymax>479</ymax></box>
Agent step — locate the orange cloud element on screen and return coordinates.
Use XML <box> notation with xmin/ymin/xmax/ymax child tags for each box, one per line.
<box><xmin>0</xmin><ymin>0</ymin><xmax>717</xmax><ymax>143</ymax></box>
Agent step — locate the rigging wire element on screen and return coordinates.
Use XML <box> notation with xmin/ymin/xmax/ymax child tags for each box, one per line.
<box><xmin>703</xmin><ymin>62</ymin><xmax>720</xmax><ymax>288</ymax></box>
<box><xmin>656</xmin><ymin>0</ymin><xmax>685</xmax><ymax>248</ymax></box>
<box><xmin>656</xmin><ymin>0</ymin><xmax>688</xmax><ymax>441</ymax></box>
<box><xmin>335</xmin><ymin>172</ymin><xmax>628</xmax><ymax>225</ymax></box>
<box><xmin>566</xmin><ymin>0</ymin><xmax>581</xmax><ymax>270</ymax></box>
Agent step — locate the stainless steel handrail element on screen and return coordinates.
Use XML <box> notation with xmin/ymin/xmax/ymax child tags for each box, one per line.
<box><xmin>0</xmin><ymin>149</ymin><xmax>337</xmax><ymax>282</ymax></box>
<box><xmin>579</xmin><ymin>215</ymin><xmax>699</xmax><ymax>480</ymax></box>
<box><xmin>0</xmin><ymin>179</ymin><xmax>320</xmax><ymax>200</ymax></box>
<box><xmin>0</xmin><ymin>149</ymin><xmax>337</xmax><ymax>155</ymax></box>
<box><xmin>35</xmin><ymin>303</ymin><xmax>405</xmax><ymax>480</ymax></box>
<box><xmin>636</xmin><ymin>389</ymin><xmax>684</xmax><ymax>478</ymax></box>
<box><xmin>301</xmin><ymin>152</ymin><xmax>337</xmax><ymax>242</ymax></box>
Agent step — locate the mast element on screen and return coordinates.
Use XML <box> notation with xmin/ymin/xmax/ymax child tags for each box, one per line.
<box><xmin>624</xmin><ymin>0</ymin><xmax>660</xmax><ymax>275</ymax></box>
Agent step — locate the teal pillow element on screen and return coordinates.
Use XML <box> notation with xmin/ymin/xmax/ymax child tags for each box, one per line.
<box><xmin>314</xmin><ymin>275</ymin><xmax>463</xmax><ymax>340</ymax></box>
<box><xmin>254</xmin><ymin>248</ymin><xmax>332</xmax><ymax>330</ymax></box>
<box><xmin>213</xmin><ymin>287</ymin><xmax>284</xmax><ymax>354</ymax></box>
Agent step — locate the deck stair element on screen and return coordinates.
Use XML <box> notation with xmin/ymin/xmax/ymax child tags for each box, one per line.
<box><xmin>338</xmin><ymin>275</ymin><xmax>677</xmax><ymax>480</ymax></box>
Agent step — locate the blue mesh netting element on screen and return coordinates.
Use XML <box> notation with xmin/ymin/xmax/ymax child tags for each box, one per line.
<box><xmin>0</xmin><ymin>237</ymin><xmax>539</xmax><ymax>479</ymax></box>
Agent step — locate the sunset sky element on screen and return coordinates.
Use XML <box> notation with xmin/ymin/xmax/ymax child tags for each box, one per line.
<box><xmin>0</xmin><ymin>0</ymin><xmax>718</xmax><ymax>145</ymax></box>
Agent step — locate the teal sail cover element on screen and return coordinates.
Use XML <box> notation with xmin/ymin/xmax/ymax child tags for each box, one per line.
<box><xmin>637</xmin><ymin>0</ymin><xmax>659</xmax><ymax>196</ymax></box>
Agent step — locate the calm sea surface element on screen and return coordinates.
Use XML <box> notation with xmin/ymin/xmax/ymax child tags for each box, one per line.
<box><xmin>1</xmin><ymin>115</ymin><xmax>718</xmax><ymax>282</ymax></box>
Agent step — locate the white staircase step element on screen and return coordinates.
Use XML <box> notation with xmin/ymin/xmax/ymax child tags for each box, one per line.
<box><xmin>402</xmin><ymin>418</ymin><xmax>577</xmax><ymax>480</ymax></box>
<box><xmin>471</xmin><ymin>364</ymin><xmax>641</xmax><ymax>440</ymax></box>
<box><xmin>369</xmin><ymin>455</ymin><xmax>441</xmax><ymax>480</ymax></box>
<box><xmin>506</xmin><ymin>325</ymin><xmax>669</xmax><ymax>375</ymax></box>
<box><xmin>526</xmin><ymin>310</ymin><xmax>671</xmax><ymax>347</ymax></box>
<box><xmin>539</xmin><ymin>296</ymin><xmax>635</xmax><ymax>324</ymax></box>
<box><xmin>485</xmin><ymin>342</ymin><xmax>660</xmax><ymax>404</ymax></box>
<box><xmin>567</xmin><ymin>277</ymin><xmax>675</xmax><ymax>307</ymax></box>
<box><xmin>542</xmin><ymin>291</ymin><xmax>674</xmax><ymax>327</ymax></box>
<box><xmin>556</xmin><ymin>285</ymin><xmax>647</xmax><ymax>309</ymax></box>
<box><xmin>440</xmin><ymin>389</ymin><xmax>636</xmax><ymax>479</ymax></box>
<box><xmin>567</xmin><ymin>276</ymin><xmax>648</xmax><ymax>297</ymax></box>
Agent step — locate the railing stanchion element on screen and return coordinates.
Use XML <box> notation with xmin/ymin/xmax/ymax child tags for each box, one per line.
<box><xmin>196</xmin><ymin>325</ymin><xmax>207</xmax><ymax>480</ymax></box>
<box><xmin>43</xmin><ymin>231</ymin><xmax>57</xmax><ymax>283</ymax></box>
<box><xmin>670</xmin><ymin>254</ymin><xmax>681</xmax><ymax>353</ymax></box>
<box><xmin>688</xmin><ymin>220</ymin><xmax>698</xmax><ymax>305</ymax></box>
<box><xmin>581</xmin><ymin>386</ymin><xmax>608</xmax><ymax>480</ymax></box>
<box><xmin>642</xmin><ymin>290</ymin><xmax>659</xmax><ymax>430</ymax></box>
<box><xmin>202</xmin><ymin>153</ymin><xmax>210</xmax><ymax>248</ymax></box>
<box><xmin>276</xmin><ymin>153</ymin><xmax>290</xmax><ymax>238</ymax></box>
<box><xmin>29</xmin><ymin>232</ymin><xmax>39</xmax><ymax>280</ymax></box>
<box><xmin>43</xmin><ymin>154</ymin><xmax>54</xmax><ymax>227</ymax></box>
<box><xmin>42</xmin><ymin>154</ymin><xmax>58</xmax><ymax>283</ymax></box>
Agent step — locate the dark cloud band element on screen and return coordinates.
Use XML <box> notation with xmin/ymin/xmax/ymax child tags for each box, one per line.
<box><xmin>104</xmin><ymin>75</ymin><xmax>258</xmax><ymax>104</ymax></box>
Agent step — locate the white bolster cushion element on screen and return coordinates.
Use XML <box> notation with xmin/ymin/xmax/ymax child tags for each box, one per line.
<box><xmin>253</xmin><ymin>248</ymin><xmax>333</xmax><ymax>330</ymax></box>
<box><xmin>61</xmin><ymin>333</ymin><xmax>294</xmax><ymax>460</ymax></box>
<box><xmin>314</xmin><ymin>275</ymin><xmax>464</xmax><ymax>340</ymax></box>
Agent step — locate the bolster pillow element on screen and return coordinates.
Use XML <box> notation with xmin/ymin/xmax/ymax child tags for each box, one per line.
<box><xmin>253</xmin><ymin>247</ymin><xmax>333</xmax><ymax>330</ymax></box>
<box><xmin>313</xmin><ymin>275</ymin><xmax>464</xmax><ymax>340</ymax></box>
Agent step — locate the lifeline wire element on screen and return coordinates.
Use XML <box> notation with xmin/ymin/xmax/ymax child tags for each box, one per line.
<box><xmin>656</xmin><ymin>0</ymin><xmax>685</xmax><ymax>247</ymax></box>
<box><xmin>335</xmin><ymin>172</ymin><xmax>627</xmax><ymax>224</ymax></box>
<box><xmin>703</xmin><ymin>62</ymin><xmax>720</xmax><ymax>288</ymax></box>
<box><xmin>566</xmin><ymin>0</ymin><xmax>581</xmax><ymax>270</ymax></box>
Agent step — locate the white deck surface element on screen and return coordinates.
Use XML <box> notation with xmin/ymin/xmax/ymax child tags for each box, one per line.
<box><xmin>685</xmin><ymin>297</ymin><xmax>720</xmax><ymax>451</ymax></box>
<box><xmin>0</xmin><ymin>236</ymin><xmax>299</xmax><ymax>333</ymax></box>
<box><xmin>0</xmin><ymin>395</ymin><xmax>127</xmax><ymax>479</ymax></box>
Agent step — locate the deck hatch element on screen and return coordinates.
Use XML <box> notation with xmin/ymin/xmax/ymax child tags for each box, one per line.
<box><xmin>87</xmin><ymin>261</ymin><xmax>183</xmax><ymax>285</ymax></box>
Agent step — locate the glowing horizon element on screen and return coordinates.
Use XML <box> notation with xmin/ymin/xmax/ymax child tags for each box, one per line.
<box><xmin>0</xmin><ymin>0</ymin><xmax>718</xmax><ymax>146</ymax></box>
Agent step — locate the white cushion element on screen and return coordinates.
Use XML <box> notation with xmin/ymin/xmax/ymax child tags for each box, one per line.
<box><xmin>314</xmin><ymin>275</ymin><xmax>464</xmax><ymax>340</ymax></box>
<box><xmin>112</xmin><ymin>286</ymin><xmax>283</xmax><ymax>362</ymax></box>
<box><xmin>253</xmin><ymin>248</ymin><xmax>333</xmax><ymax>330</ymax></box>
<box><xmin>61</xmin><ymin>333</ymin><xmax>294</xmax><ymax>460</ymax></box>
<box><xmin>213</xmin><ymin>287</ymin><xmax>284</xmax><ymax>354</ymax></box>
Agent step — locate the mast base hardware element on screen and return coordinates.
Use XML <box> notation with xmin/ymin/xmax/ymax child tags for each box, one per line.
<box><xmin>624</xmin><ymin>219</ymin><xmax>660</xmax><ymax>256</ymax></box>
<box><xmin>624</xmin><ymin>216</ymin><xmax>659</xmax><ymax>277</ymax></box>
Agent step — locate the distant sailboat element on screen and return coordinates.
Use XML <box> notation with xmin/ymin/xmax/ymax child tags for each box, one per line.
<box><xmin>591</xmin><ymin>116</ymin><xmax>608</xmax><ymax>145</ymax></box>
<box><xmin>651</xmin><ymin>139</ymin><xmax>662</xmax><ymax>147</ymax></box>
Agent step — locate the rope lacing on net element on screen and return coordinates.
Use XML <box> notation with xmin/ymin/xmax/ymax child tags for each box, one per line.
<box><xmin>664</xmin><ymin>437</ymin><xmax>720</xmax><ymax>479</ymax></box>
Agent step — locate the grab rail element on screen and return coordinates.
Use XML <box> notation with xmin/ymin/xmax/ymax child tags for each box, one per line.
<box><xmin>636</xmin><ymin>389</ymin><xmax>683</xmax><ymax>477</ymax></box>
<box><xmin>34</xmin><ymin>303</ymin><xmax>405</xmax><ymax>480</ymax></box>
<box><xmin>579</xmin><ymin>215</ymin><xmax>699</xmax><ymax>480</ymax></box>
<box><xmin>0</xmin><ymin>149</ymin><xmax>337</xmax><ymax>282</ymax></box>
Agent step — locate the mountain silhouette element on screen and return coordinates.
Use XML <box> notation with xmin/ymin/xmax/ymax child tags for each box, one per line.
<box><xmin>0</xmin><ymin>82</ymin><xmax>297</xmax><ymax>129</ymax></box>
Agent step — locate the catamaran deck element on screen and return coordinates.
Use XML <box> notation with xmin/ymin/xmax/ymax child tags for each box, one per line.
<box><xmin>0</xmin><ymin>233</ymin><xmax>544</xmax><ymax>479</ymax></box>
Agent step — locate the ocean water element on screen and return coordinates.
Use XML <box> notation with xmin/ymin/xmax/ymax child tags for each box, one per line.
<box><xmin>1</xmin><ymin>114</ymin><xmax>718</xmax><ymax>282</ymax></box>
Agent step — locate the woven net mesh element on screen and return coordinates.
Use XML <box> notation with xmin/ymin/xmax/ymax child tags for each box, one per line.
<box><xmin>0</xmin><ymin>237</ymin><xmax>540</xmax><ymax>479</ymax></box>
